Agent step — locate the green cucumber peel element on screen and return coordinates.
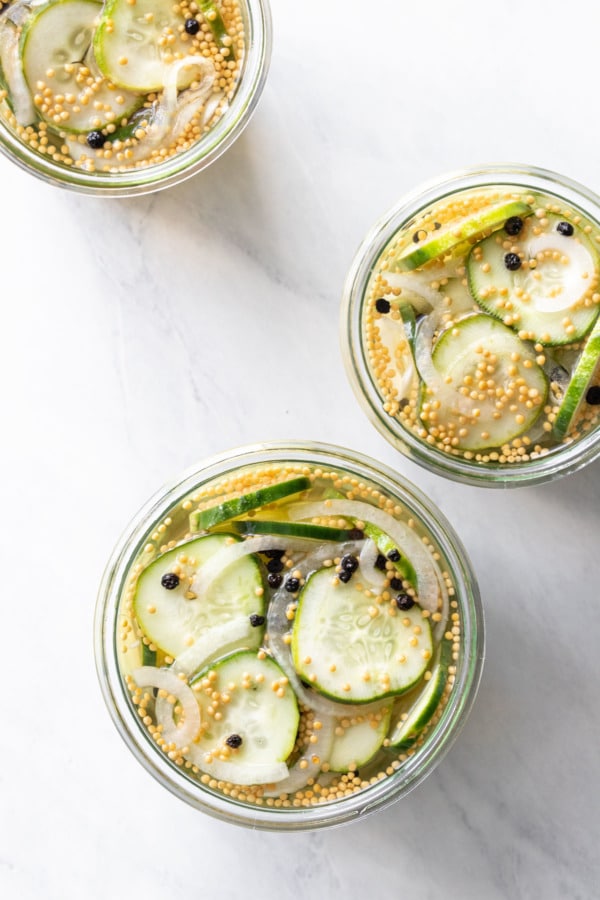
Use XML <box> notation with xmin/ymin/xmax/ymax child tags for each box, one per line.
<box><xmin>198</xmin><ymin>0</ymin><xmax>235</xmax><ymax>58</ymax></box>
<box><xmin>189</xmin><ymin>476</ymin><xmax>311</xmax><ymax>532</ymax></box>
<box><xmin>553</xmin><ymin>314</ymin><xmax>600</xmax><ymax>439</ymax></box>
<box><xmin>231</xmin><ymin>520</ymin><xmax>358</xmax><ymax>542</ymax></box>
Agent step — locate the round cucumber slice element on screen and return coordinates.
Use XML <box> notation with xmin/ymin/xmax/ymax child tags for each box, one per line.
<box><xmin>190</xmin><ymin>476</ymin><xmax>311</xmax><ymax>532</ymax></box>
<box><xmin>426</xmin><ymin>314</ymin><xmax>548</xmax><ymax>451</ymax></box>
<box><xmin>328</xmin><ymin>705</ymin><xmax>391</xmax><ymax>773</ymax></box>
<box><xmin>94</xmin><ymin>0</ymin><xmax>203</xmax><ymax>92</ymax></box>
<box><xmin>553</xmin><ymin>316</ymin><xmax>600</xmax><ymax>439</ymax></box>
<box><xmin>388</xmin><ymin>638</ymin><xmax>452</xmax><ymax>748</ymax></box>
<box><xmin>20</xmin><ymin>0</ymin><xmax>142</xmax><ymax>134</ymax></box>
<box><xmin>133</xmin><ymin>534</ymin><xmax>264</xmax><ymax>660</ymax></box>
<box><xmin>392</xmin><ymin>200</ymin><xmax>533</xmax><ymax>272</ymax></box>
<box><xmin>291</xmin><ymin>567</ymin><xmax>432</xmax><ymax>704</ymax></box>
<box><xmin>189</xmin><ymin>651</ymin><xmax>300</xmax><ymax>778</ymax></box>
<box><xmin>468</xmin><ymin>214</ymin><xmax>600</xmax><ymax>345</ymax></box>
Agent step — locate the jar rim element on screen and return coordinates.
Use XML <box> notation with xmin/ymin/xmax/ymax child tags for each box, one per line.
<box><xmin>340</xmin><ymin>163</ymin><xmax>600</xmax><ymax>488</ymax></box>
<box><xmin>94</xmin><ymin>440</ymin><xmax>484</xmax><ymax>830</ymax></box>
<box><xmin>0</xmin><ymin>0</ymin><xmax>272</xmax><ymax>195</ymax></box>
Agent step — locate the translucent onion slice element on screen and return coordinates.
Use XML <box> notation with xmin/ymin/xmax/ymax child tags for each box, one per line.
<box><xmin>172</xmin><ymin>618</ymin><xmax>253</xmax><ymax>677</ymax></box>
<box><xmin>262</xmin><ymin>714</ymin><xmax>336</xmax><ymax>797</ymax></box>
<box><xmin>359</xmin><ymin>537</ymin><xmax>387</xmax><ymax>591</ymax></box>
<box><xmin>0</xmin><ymin>20</ymin><xmax>36</xmax><ymax>125</ymax></box>
<box><xmin>185</xmin><ymin>748</ymin><xmax>289</xmax><ymax>786</ymax></box>
<box><xmin>131</xmin><ymin>666</ymin><xmax>201</xmax><ymax>748</ymax></box>
<box><xmin>414</xmin><ymin>305</ymin><xmax>451</xmax><ymax>392</ymax></box>
<box><xmin>288</xmin><ymin>499</ymin><xmax>445</xmax><ymax>616</ymax></box>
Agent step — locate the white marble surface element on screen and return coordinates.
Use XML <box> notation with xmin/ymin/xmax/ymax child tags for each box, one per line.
<box><xmin>1</xmin><ymin>0</ymin><xmax>599</xmax><ymax>897</ymax></box>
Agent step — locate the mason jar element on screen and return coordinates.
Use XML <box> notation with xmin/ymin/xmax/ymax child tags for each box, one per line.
<box><xmin>341</xmin><ymin>164</ymin><xmax>600</xmax><ymax>487</ymax></box>
<box><xmin>0</xmin><ymin>0</ymin><xmax>271</xmax><ymax>195</ymax></box>
<box><xmin>95</xmin><ymin>441</ymin><xmax>484</xmax><ymax>830</ymax></box>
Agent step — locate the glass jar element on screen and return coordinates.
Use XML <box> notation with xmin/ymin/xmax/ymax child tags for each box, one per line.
<box><xmin>0</xmin><ymin>0</ymin><xmax>271</xmax><ymax>195</ymax></box>
<box><xmin>95</xmin><ymin>441</ymin><xmax>483</xmax><ymax>830</ymax></box>
<box><xmin>341</xmin><ymin>164</ymin><xmax>600</xmax><ymax>487</ymax></box>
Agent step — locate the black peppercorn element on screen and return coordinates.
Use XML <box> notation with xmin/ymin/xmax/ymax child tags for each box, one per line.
<box><xmin>375</xmin><ymin>554</ymin><xmax>387</xmax><ymax>572</ymax></box>
<box><xmin>86</xmin><ymin>130</ymin><xmax>106</xmax><ymax>149</ymax></box>
<box><xmin>395</xmin><ymin>593</ymin><xmax>415</xmax><ymax>610</ymax></box>
<box><xmin>340</xmin><ymin>554</ymin><xmax>359</xmax><ymax>573</ymax></box>
<box><xmin>504</xmin><ymin>216</ymin><xmax>523</xmax><ymax>236</ymax></box>
<box><xmin>184</xmin><ymin>17</ymin><xmax>200</xmax><ymax>34</ymax></box>
<box><xmin>504</xmin><ymin>252</ymin><xmax>522</xmax><ymax>271</ymax></box>
<box><xmin>586</xmin><ymin>385</ymin><xmax>600</xmax><ymax>405</ymax></box>
<box><xmin>160</xmin><ymin>572</ymin><xmax>180</xmax><ymax>590</ymax></box>
<box><xmin>556</xmin><ymin>221</ymin><xmax>574</xmax><ymax>236</ymax></box>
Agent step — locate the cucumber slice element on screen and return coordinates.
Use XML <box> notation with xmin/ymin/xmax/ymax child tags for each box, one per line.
<box><xmin>20</xmin><ymin>0</ymin><xmax>142</xmax><ymax>134</ymax></box>
<box><xmin>393</xmin><ymin>200</ymin><xmax>533</xmax><ymax>272</ymax></box>
<box><xmin>322</xmin><ymin>488</ymin><xmax>418</xmax><ymax>587</ymax></box>
<box><xmin>554</xmin><ymin>316</ymin><xmax>600</xmax><ymax>439</ymax></box>
<box><xmin>190</xmin><ymin>476</ymin><xmax>311</xmax><ymax>532</ymax></box>
<box><xmin>231</xmin><ymin>520</ymin><xmax>357</xmax><ymax>542</ymax></box>
<box><xmin>328</xmin><ymin>705</ymin><xmax>391</xmax><ymax>773</ymax></box>
<box><xmin>361</xmin><ymin>521</ymin><xmax>417</xmax><ymax>588</ymax></box>
<box><xmin>0</xmin><ymin>18</ymin><xmax>36</xmax><ymax>124</ymax></box>
<box><xmin>189</xmin><ymin>651</ymin><xmax>300</xmax><ymax>779</ymax></box>
<box><xmin>197</xmin><ymin>0</ymin><xmax>235</xmax><ymax>59</ymax></box>
<box><xmin>388</xmin><ymin>638</ymin><xmax>451</xmax><ymax>748</ymax></box>
<box><xmin>142</xmin><ymin>642</ymin><xmax>157</xmax><ymax>666</ymax></box>
<box><xmin>292</xmin><ymin>567</ymin><xmax>432</xmax><ymax>704</ymax></box>
<box><xmin>399</xmin><ymin>303</ymin><xmax>417</xmax><ymax>355</ymax></box>
<box><xmin>133</xmin><ymin>534</ymin><xmax>264</xmax><ymax>660</ymax></box>
<box><xmin>428</xmin><ymin>314</ymin><xmax>548</xmax><ymax>451</ymax></box>
<box><xmin>468</xmin><ymin>214</ymin><xmax>600</xmax><ymax>345</ymax></box>
<box><xmin>95</xmin><ymin>0</ymin><xmax>201</xmax><ymax>92</ymax></box>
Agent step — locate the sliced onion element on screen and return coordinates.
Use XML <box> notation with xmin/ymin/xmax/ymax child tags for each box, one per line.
<box><xmin>185</xmin><ymin>748</ymin><xmax>289</xmax><ymax>786</ymax></box>
<box><xmin>288</xmin><ymin>499</ymin><xmax>443</xmax><ymax>615</ymax></box>
<box><xmin>131</xmin><ymin>666</ymin><xmax>201</xmax><ymax>748</ymax></box>
<box><xmin>376</xmin><ymin>315</ymin><xmax>417</xmax><ymax>401</ymax></box>
<box><xmin>67</xmin><ymin>56</ymin><xmax>217</xmax><ymax>166</ymax></box>
<box><xmin>6</xmin><ymin>0</ymin><xmax>47</xmax><ymax>27</ymax></box>
<box><xmin>382</xmin><ymin>272</ymin><xmax>440</xmax><ymax>312</ymax></box>
<box><xmin>193</xmin><ymin>535</ymin><xmax>360</xmax><ymax>598</ymax></box>
<box><xmin>359</xmin><ymin>538</ymin><xmax>387</xmax><ymax>591</ymax></box>
<box><xmin>262</xmin><ymin>714</ymin><xmax>336</xmax><ymax>797</ymax></box>
<box><xmin>0</xmin><ymin>20</ymin><xmax>36</xmax><ymax>125</ymax></box>
<box><xmin>414</xmin><ymin>304</ymin><xmax>450</xmax><ymax>391</ymax></box>
<box><xmin>172</xmin><ymin>618</ymin><xmax>254</xmax><ymax>677</ymax></box>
